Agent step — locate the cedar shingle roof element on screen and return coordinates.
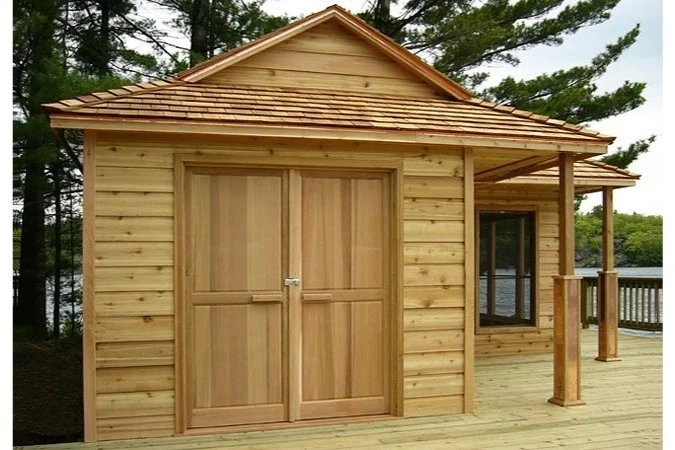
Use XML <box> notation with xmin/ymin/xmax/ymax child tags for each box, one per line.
<box><xmin>43</xmin><ymin>5</ymin><xmax>614</xmax><ymax>146</ymax></box>
<box><xmin>44</xmin><ymin>83</ymin><xmax>613</xmax><ymax>145</ymax></box>
<box><xmin>507</xmin><ymin>159</ymin><xmax>639</xmax><ymax>187</ymax></box>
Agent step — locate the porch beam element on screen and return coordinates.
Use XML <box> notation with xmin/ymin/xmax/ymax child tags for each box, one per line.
<box><xmin>549</xmin><ymin>153</ymin><xmax>585</xmax><ymax>407</ymax></box>
<box><xmin>474</xmin><ymin>155</ymin><xmax>555</xmax><ymax>182</ymax></box>
<box><xmin>596</xmin><ymin>187</ymin><xmax>621</xmax><ymax>361</ymax></box>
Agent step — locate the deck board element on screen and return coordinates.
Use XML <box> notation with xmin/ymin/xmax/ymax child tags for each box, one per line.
<box><xmin>17</xmin><ymin>330</ymin><xmax>662</xmax><ymax>449</ymax></box>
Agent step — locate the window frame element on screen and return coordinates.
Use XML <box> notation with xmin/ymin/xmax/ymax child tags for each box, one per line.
<box><xmin>475</xmin><ymin>205</ymin><xmax>540</xmax><ymax>334</ymax></box>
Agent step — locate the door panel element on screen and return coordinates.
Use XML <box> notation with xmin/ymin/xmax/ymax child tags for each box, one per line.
<box><xmin>299</xmin><ymin>172</ymin><xmax>390</xmax><ymax>419</ymax></box>
<box><xmin>186</xmin><ymin>168</ymin><xmax>286</xmax><ymax>428</ymax></box>
<box><xmin>191</xmin><ymin>172</ymin><xmax>282</xmax><ymax>292</ymax></box>
<box><xmin>302</xmin><ymin>301</ymin><xmax>383</xmax><ymax>401</ymax></box>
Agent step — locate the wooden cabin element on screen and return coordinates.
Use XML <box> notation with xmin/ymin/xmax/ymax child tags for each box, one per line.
<box><xmin>44</xmin><ymin>5</ymin><xmax>637</xmax><ymax>442</ymax></box>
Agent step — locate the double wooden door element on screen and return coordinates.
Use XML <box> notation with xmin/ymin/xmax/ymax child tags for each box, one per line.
<box><xmin>183</xmin><ymin>166</ymin><xmax>391</xmax><ymax>429</ymax></box>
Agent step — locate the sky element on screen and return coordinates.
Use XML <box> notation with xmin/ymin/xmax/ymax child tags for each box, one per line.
<box><xmin>261</xmin><ymin>0</ymin><xmax>665</xmax><ymax>216</ymax></box>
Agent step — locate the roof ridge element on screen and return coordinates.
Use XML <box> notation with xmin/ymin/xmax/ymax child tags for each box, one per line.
<box><xmin>464</xmin><ymin>97</ymin><xmax>615</xmax><ymax>144</ymax></box>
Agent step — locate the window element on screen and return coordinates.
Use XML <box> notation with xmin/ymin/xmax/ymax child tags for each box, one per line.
<box><xmin>478</xmin><ymin>210</ymin><xmax>536</xmax><ymax>327</ymax></box>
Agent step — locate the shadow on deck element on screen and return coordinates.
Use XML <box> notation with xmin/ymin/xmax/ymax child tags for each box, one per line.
<box><xmin>18</xmin><ymin>329</ymin><xmax>662</xmax><ymax>449</ymax></box>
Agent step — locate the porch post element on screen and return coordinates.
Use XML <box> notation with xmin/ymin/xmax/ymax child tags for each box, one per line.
<box><xmin>596</xmin><ymin>187</ymin><xmax>620</xmax><ymax>361</ymax></box>
<box><xmin>549</xmin><ymin>153</ymin><xmax>585</xmax><ymax>406</ymax></box>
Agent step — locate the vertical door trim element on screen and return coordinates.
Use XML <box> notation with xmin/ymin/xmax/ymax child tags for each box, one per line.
<box><xmin>392</xmin><ymin>161</ymin><xmax>404</xmax><ymax>416</ymax></box>
<box><xmin>174</xmin><ymin>155</ymin><xmax>187</xmax><ymax>434</ymax></box>
<box><xmin>288</xmin><ymin>169</ymin><xmax>302</xmax><ymax>421</ymax></box>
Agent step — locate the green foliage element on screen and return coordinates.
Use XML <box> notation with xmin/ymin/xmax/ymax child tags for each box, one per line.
<box><xmin>600</xmin><ymin>135</ymin><xmax>655</xmax><ymax>169</ymax></box>
<box><xmin>575</xmin><ymin>210</ymin><xmax>662</xmax><ymax>267</ymax></box>
<box><xmin>484</xmin><ymin>25</ymin><xmax>644</xmax><ymax>124</ymax></box>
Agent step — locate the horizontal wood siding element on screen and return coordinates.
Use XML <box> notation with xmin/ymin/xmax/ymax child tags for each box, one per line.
<box><xmin>91</xmin><ymin>131</ymin><xmax>467</xmax><ymax>440</ymax></box>
<box><xmin>402</xmin><ymin>152</ymin><xmax>465</xmax><ymax>417</ymax></box>
<box><xmin>202</xmin><ymin>21</ymin><xmax>442</xmax><ymax>98</ymax></box>
<box><xmin>474</xmin><ymin>184</ymin><xmax>558</xmax><ymax>356</ymax></box>
<box><xmin>94</xmin><ymin>133</ymin><xmax>177</xmax><ymax>440</ymax></box>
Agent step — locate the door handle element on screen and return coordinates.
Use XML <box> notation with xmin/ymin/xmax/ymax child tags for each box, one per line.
<box><xmin>251</xmin><ymin>294</ymin><xmax>283</xmax><ymax>303</ymax></box>
<box><xmin>284</xmin><ymin>278</ymin><xmax>300</xmax><ymax>286</ymax></box>
<box><xmin>302</xmin><ymin>293</ymin><xmax>332</xmax><ymax>302</ymax></box>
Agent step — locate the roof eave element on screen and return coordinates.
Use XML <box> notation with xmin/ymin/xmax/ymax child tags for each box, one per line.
<box><xmin>48</xmin><ymin>113</ymin><xmax>610</xmax><ymax>154</ymax></box>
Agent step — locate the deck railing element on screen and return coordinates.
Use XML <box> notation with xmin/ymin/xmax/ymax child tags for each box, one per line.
<box><xmin>581</xmin><ymin>276</ymin><xmax>663</xmax><ymax>331</ymax></box>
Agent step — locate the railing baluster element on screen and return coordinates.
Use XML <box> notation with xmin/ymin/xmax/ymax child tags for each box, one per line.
<box><xmin>647</xmin><ymin>283</ymin><xmax>652</xmax><ymax>325</ymax></box>
<box><xmin>593</xmin><ymin>278</ymin><xmax>600</xmax><ymax>323</ymax></box>
<box><xmin>636</xmin><ymin>283</ymin><xmax>645</xmax><ymax>327</ymax></box>
<box><xmin>655</xmin><ymin>284</ymin><xmax>660</xmax><ymax>327</ymax></box>
<box><xmin>629</xmin><ymin>283</ymin><xmax>634</xmax><ymax>326</ymax></box>
<box><xmin>642</xmin><ymin>281</ymin><xmax>649</xmax><ymax>326</ymax></box>
<box><xmin>581</xmin><ymin>278</ymin><xmax>589</xmax><ymax>329</ymax></box>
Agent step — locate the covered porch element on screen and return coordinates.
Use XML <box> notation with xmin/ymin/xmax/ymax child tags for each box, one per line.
<box><xmin>19</xmin><ymin>329</ymin><xmax>662</xmax><ymax>449</ymax></box>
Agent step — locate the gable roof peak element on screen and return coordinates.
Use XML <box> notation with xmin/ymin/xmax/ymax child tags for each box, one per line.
<box><xmin>175</xmin><ymin>4</ymin><xmax>472</xmax><ymax>100</ymax></box>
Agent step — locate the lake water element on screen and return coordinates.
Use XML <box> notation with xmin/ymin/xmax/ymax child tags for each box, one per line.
<box><xmin>575</xmin><ymin>267</ymin><xmax>663</xmax><ymax>278</ymax></box>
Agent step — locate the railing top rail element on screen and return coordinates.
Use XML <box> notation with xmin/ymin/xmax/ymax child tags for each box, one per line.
<box><xmin>580</xmin><ymin>275</ymin><xmax>662</xmax><ymax>286</ymax></box>
<box><xmin>616</xmin><ymin>277</ymin><xmax>663</xmax><ymax>285</ymax></box>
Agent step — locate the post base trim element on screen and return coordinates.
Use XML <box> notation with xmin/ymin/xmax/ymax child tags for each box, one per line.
<box><xmin>595</xmin><ymin>356</ymin><xmax>621</xmax><ymax>362</ymax></box>
<box><xmin>548</xmin><ymin>398</ymin><xmax>586</xmax><ymax>407</ymax></box>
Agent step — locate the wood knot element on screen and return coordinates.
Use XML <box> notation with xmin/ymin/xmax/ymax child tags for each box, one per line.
<box><xmin>142</xmin><ymin>316</ymin><xmax>152</xmax><ymax>323</ymax></box>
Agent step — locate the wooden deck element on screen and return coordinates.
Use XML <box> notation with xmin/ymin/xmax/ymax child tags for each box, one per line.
<box><xmin>20</xmin><ymin>329</ymin><xmax>662</xmax><ymax>449</ymax></box>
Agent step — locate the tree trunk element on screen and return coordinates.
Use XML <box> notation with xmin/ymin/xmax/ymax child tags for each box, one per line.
<box><xmin>190</xmin><ymin>0</ymin><xmax>210</xmax><ymax>66</ymax></box>
<box><xmin>16</xmin><ymin>153</ymin><xmax>48</xmax><ymax>340</ymax></box>
<box><xmin>15</xmin><ymin>0</ymin><xmax>62</xmax><ymax>341</ymax></box>
<box><xmin>97</xmin><ymin>0</ymin><xmax>111</xmax><ymax>75</ymax></box>
<box><xmin>52</xmin><ymin>162</ymin><xmax>62</xmax><ymax>338</ymax></box>
<box><xmin>373</xmin><ymin>0</ymin><xmax>392</xmax><ymax>35</ymax></box>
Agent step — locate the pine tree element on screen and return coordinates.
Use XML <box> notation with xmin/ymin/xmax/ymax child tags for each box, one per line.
<box><xmin>148</xmin><ymin>0</ymin><xmax>290</xmax><ymax>68</ymax></box>
<box><xmin>13</xmin><ymin>0</ymin><xmax>162</xmax><ymax>339</ymax></box>
<box><xmin>362</xmin><ymin>0</ymin><xmax>653</xmax><ymax>168</ymax></box>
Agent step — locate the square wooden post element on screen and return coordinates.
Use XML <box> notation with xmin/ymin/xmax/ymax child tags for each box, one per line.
<box><xmin>549</xmin><ymin>153</ymin><xmax>585</xmax><ymax>407</ymax></box>
<box><xmin>596</xmin><ymin>187</ymin><xmax>620</xmax><ymax>361</ymax></box>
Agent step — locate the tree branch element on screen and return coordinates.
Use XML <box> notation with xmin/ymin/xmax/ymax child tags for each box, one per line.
<box><xmin>117</xmin><ymin>13</ymin><xmax>181</xmax><ymax>65</ymax></box>
<box><xmin>56</xmin><ymin>129</ymin><xmax>84</xmax><ymax>174</ymax></box>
